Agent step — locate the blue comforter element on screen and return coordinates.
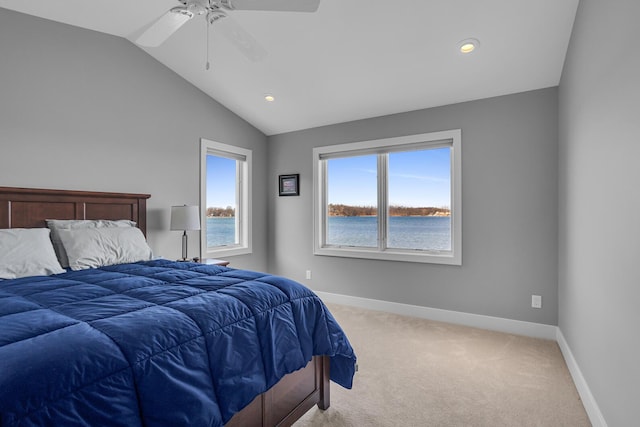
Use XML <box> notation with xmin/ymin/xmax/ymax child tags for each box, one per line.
<box><xmin>0</xmin><ymin>259</ymin><xmax>356</xmax><ymax>426</ymax></box>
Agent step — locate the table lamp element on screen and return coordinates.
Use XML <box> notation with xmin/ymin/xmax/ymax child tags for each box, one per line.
<box><xmin>170</xmin><ymin>205</ymin><xmax>201</xmax><ymax>261</ymax></box>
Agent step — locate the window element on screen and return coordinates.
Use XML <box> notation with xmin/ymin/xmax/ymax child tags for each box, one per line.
<box><xmin>200</xmin><ymin>139</ymin><xmax>252</xmax><ymax>257</ymax></box>
<box><xmin>313</xmin><ymin>130</ymin><xmax>461</xmax><ymax>265</ymax></box>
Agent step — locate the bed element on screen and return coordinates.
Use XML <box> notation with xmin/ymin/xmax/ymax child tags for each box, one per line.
<box><xmin>0</xmin><ymin>186</ymin><xmax>356</xmax><ymax>427</ymax></box>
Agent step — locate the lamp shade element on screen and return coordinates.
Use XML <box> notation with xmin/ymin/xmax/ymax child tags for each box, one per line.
<box><xmin>170</xmin><ymin>205</ymin><xmax>201</xmax><ymax>231</ymax></box>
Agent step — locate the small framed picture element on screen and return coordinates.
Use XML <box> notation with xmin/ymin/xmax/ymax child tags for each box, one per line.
<box><xmin>279</xmin><ymin>174</ymin><xmax>300</xmax><ymax>196</ymax></box>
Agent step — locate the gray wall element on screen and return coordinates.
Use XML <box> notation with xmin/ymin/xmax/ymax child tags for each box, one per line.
<box><xmin>0</xmin><ymin>8</ymin><xmax>268</xmax><ymax>271</ymax></box>
<box><xmin>268</xmin><ymin>87</ymin><xmax>559</xmax><ymax>325</ymax></box>
<box><xmin>558</xmin><ymin>0</ymin><xmax>640</xmax><ymax>425</ymax></box>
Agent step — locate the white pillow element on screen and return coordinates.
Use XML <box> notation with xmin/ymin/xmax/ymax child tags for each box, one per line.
<box><xmin>46</xmin><ymin>219</ymin><xmax>136</xmax><ymax>268</ymax></box>
<box><xmin>57</xmin><ymin>226</ymin><xmax>153</xmax><ymax>271</ymax></box>
<box><xmin>0</xmin><ymin>228</ymin><xmax>65</xmax><ymax>279</ymax></box>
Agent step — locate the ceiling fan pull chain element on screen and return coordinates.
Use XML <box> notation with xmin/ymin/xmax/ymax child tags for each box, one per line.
<box><xmin>206</xmin><ymin>19</ymin><xmax>211</xmax><ymax>70</ymax></box>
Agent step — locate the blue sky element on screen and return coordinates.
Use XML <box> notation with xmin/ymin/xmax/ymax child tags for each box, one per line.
<box><xmin>206</xmin><ymin>155</ymin><xmax>236</xmax><ymax>208</ymax></box>
<box><xmin>207</xmin><ymin>147</ymin><xmax>451</xmax><ymax>209</ymax></box>
<box><xmin>328</xmin><ymin>148</ymin><xmax>451</xmax><ymax>208</ymax></box>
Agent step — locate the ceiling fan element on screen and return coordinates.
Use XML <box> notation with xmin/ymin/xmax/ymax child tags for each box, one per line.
<box><xmin>136</xmin><ymin>0</ymin><xmax>321</xmax><ymax>63</ymax></box>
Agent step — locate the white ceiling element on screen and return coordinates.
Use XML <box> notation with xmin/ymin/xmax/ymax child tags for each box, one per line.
<box><xmin>0</xmin><ymin>0</ymin><xmax>579</xmax><ymax>136</ymax></box>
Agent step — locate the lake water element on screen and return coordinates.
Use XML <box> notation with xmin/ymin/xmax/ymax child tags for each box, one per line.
<box><xmin>327</xmin><ymin>216</ymin><xmax>451</xmax><ymax>250</ymax></box>
<box><xmin>206</xmin><ymin>216</ymin><xmax>450</xmax><ymax>250</ymax></box>
<box><xmin>206</xmin><ymin>217</ymin><xmax>236</xmax><ymax>247</ymax></box>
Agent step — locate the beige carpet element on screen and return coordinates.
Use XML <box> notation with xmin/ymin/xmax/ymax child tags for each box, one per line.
<box><xmin>296</xmin><ymin>304</ymin><xmax>590</xmax><ymax>427</ymax></box>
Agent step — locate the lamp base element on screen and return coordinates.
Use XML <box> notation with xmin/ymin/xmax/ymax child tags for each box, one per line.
<box><xmin>181</xmin><ymin>230</ymin><xmax>188</xmax><ymax>261</ymax></box>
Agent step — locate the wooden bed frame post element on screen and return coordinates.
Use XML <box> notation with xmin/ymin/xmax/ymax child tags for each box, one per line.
<box><xmin>318</xmin><ymin>355</ymin><xmax>330</xmax><ymax>411</ymax></box>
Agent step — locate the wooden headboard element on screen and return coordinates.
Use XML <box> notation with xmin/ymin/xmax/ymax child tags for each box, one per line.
<box><xmin>0</xmin><ymin>187</ymin><xmax>151</xmax><ymax>235</ymax></box>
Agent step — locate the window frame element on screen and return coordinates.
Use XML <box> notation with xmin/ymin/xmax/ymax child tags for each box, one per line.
<box><xmin>313</xmin><ymin>129</ymin><xmax>461</xmax><ymax>265</ymax></box>
<box><xmin>200</xmin><ymin>138</ymin><xmax>252</xmax><ymax>258</ymax></box>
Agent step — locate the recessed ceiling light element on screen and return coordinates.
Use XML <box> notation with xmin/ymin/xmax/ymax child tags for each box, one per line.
<box><xmin>264</xmin><ymin>95</ymin><xmax>275</xmax><ymax>102</ymax></box>
<box><xmin>458</xmin><ymin>38</ymin><xmax>479</xmax><ymax>54</ymax></box>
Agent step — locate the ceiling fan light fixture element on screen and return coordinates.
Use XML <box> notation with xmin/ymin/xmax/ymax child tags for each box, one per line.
<box><xmin>264</xmin><ymin>95</ymin><xmax>275</xmax><ymax>102</ymax></box>
<box><xmin>207</xmin><ymin>10</ymin><xmax>227</xmax><ymax>24</ymax></box>
<box><xmin>174</xmin><ymin>8</ymin><xmax>195</xmax><ymax>19</ymax></box>
<box><xmin>458</xmin><ymin>38</ymin><xmax>479</xmax><ymax>54</ymax></box>
<box><xmin>186</xmin><ymin>0</ymin><xmax>210</xmax><ymax>15</ymax></box>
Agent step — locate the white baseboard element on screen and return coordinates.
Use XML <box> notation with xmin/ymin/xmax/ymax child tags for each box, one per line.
<box><xmin>313</xmin><ymin>290</ymin><xmax>557</xmax><ymax>340</ymax></box>
<box><xmin>313</xmin><ymin>290</ymin><xmax>607</xmax><ymax>427</ymax></box>
<box><xmin>556</xmin><ymin>329</ymin><xmax>608</xmax><ymax>427</ymax></box>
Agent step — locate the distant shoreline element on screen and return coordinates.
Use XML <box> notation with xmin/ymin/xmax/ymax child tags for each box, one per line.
<box><xmin>328</xmin><ymin>204</ymin><xmax>450</xmax><ymax>217</ymax></box>
<box><xmin>206</xmin><ymin>204</ymin><xmax>451</xmax><ymax>218</ymax></box>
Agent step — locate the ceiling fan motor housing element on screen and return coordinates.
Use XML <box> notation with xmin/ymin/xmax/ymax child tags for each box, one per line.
<box><xmin>181</xmin><ymin>0</ymin><xmax>213</xmax><ymax>15</ymax></box>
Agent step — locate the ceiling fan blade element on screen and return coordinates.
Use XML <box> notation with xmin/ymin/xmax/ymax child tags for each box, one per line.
<box><xmin>216</xmin><ymin>16</ymin><xmax>268</xmax><ymax>62</ymax></box>
<box><xmin>136</xmin><ymin>7</ymin><xmax>194</xmax><ymax>47</ymax></box>
<box><xmin>221</xmin><ymin>0</ymin><xmax>320</xmax><ymax>12</ymax></box>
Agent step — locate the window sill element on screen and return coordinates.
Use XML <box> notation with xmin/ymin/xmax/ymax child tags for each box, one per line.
<box><xmin>204</xmin><ymin>246</ymin><xmax>251</xmax><ymax>258</ymax></box>
<box><xmin>314</xmin><ymin>246</ymin><xmax>461</xmax><ymax>265</ymax></box>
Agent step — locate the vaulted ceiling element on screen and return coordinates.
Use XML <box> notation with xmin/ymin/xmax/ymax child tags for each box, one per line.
<box><xmin>0</xmin><ymin>0</ymin><xmax>579</xmax><ymax>135</ymax></box>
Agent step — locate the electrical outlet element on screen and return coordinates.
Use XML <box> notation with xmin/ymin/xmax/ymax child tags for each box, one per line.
<box><xmin>305</xmin><ymin>270</ymin><xmax>312</xmax><ymax>280</ymax></box>
<box><xmin>531</xmin><ymin>295</ymin><xmax>542</xmax><ymax>309</ymax></box>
